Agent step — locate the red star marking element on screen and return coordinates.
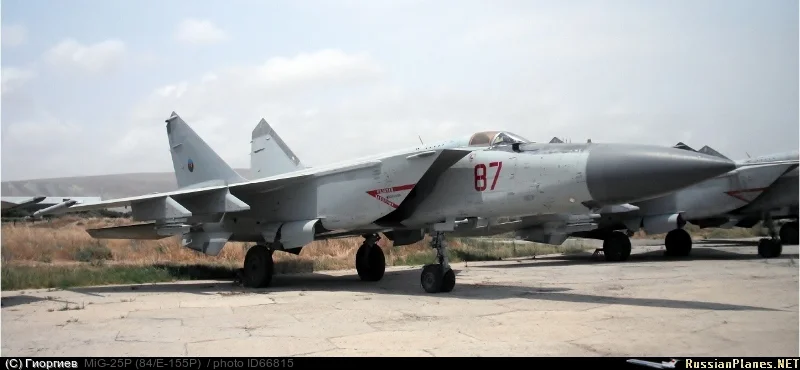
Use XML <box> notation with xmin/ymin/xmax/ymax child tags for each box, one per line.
<box><xmin>366</xmin><ymin>184</ymin><xmax>416</xmax><ymax>208</ymax></box>
<box><xmin>724</xmin><ymin>187</ymin><xmax>768</xmax><ymax>203</ymax></box>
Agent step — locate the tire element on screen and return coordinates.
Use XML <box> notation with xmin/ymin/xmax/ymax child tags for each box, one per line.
<box><xmin>356</xmin><ymin>244</ymin><xmax>385</xmax><ymax>282</ymax></box>
<box><xmin>242</xmin><ymin>245</ymin><xmax>274</xmax><ymax>288</ymax></box>
<box><xmin>440</xmin><ymin>268</ymin><xmax>456</xmax><ymax>293</ymax></box>
<box><xmin>665</xmin><ymin>228</ymin><xmax>692</xmax><ymax>257</ymax></box>
<box><xmin>420</xmin><ymin>264</ymin><xmax>443</xmax><ymax>293</ymax></box>
<box><xmin>758</xmin><ymin>238</ymin><xmax>782</xmax><ymax>258</ymax></box>
<box><xmin>603</xmin><ymin>232</ymin><xmax>632</xmax><ymax>262</ymax></box>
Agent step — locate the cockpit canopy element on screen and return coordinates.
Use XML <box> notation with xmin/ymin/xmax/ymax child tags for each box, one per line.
<box><xmin>467</xmin><ymin>131</ymin><xmax>531</xmax><ymax>147</ymax></box>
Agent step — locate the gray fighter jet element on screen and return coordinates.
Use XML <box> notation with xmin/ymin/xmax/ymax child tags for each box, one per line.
<box><xmin>454</xmin><ymin>140</ymin><xmax>797</xmax><ymax>261</ymax></box>
<box><xmin>573</xmin><ymin>144</ymin><xmax>798</xmax><ymax>260</ymax></box>
<box><xmin>46</xmin><ymin>112</ymin><xmax>734</xmax><ymax>293</ymax></box>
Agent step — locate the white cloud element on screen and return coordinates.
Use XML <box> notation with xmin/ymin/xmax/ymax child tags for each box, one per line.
<box><xmin>173</xmin><ymin>19</ymin><xmax>227</xmax><ymax>45</ymax></box>
<box><xmin>2</xmin><ymin>24</ymin><xmax>27</xmax><ymax>47</ymax></box>
<box><xmin>44</xmin><ymin>38</ymin><xmax>127</xmax><ymax>74</ymax></box>
<box><xmin>1</xmin><ymin>67</ymin><xmax>36</xmax><ymax>94</ymax></box>
<box><xmin>2</xmin><ymin>1</ymin><xmax>796</xmax><ymax>181</ymax></box>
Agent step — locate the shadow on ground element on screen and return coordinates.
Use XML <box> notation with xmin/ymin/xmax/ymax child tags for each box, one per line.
<box><xmin>37</xmin><ymin>264</ymin><xmax>782</xmax><ymax>313</ymax></box>
<box><xmin>479</xmin><ymin>244</ymin><xmax>798</xmax><ymax>271</ymax></box>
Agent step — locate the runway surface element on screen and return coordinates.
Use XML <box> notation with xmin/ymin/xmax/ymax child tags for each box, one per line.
<box><xmin>2</xmin><ymin>238</ymin><xmax>798</xmax><ymax>357</ymax></box>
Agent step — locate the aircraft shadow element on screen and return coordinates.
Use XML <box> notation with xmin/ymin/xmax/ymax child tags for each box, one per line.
<box><xmin>51</xmin><ymin>265</ymin><xmax>781</xmax><ymax>313</ymax></box>
<box><xmin>0</xmin><ymin>294</ymin><xmax>51</xmax><ymax>308</ymax></box>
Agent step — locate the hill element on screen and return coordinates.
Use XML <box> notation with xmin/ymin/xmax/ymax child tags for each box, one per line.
<box><xmin>1</xmin><ymin>169</ymin><xmax>255</xmax><ymax>199</ymax></box>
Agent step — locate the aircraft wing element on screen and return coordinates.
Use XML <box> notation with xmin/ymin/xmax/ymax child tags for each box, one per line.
<box><xmin>53</xmin><ymin>152</ymin><xmax>458</xmax><ymax>221</ymax></box>
<box><xmin>1</xmin><ymin>196</ymin><xmax>46</xmax><ymax>210</ymax></box>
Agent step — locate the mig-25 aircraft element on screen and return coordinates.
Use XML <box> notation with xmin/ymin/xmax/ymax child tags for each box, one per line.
<box><xmin>46</xmin><ymin>112</ymin><xmax>735</xmax><ymax>293</ymax></box>
<box><xmin>571</xmin><ymin>144</ymin><xmax>798</xmax><ymax>260</ymax></box>
<box><xmin>452</xmin><ymin>139</ymin><xmax>798</xmax><ymax>261</ymax></box>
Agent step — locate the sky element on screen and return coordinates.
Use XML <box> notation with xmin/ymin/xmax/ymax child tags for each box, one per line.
<box><xmin>1</xmin><ymin>0</ymin><xmax>798</xmax><ymax>181</ymax></box>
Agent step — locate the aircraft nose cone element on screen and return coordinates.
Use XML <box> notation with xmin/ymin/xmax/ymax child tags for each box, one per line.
<box><xmin>586</xmin><ymin>144</ymin><xmax>736</xmax><ymax>205</ymax></box>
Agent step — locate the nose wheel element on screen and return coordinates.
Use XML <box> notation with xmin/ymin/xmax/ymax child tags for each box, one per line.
<box><xmin>420</xmin><ymin>232</ymin><xmax>455</xmax><ymax>293</ymax></box>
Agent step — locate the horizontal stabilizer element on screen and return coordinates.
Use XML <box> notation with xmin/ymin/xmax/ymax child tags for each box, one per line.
<box><xmin>86</xmin><ymin>223</ymin><xmax>189</xmax><ymax>240</ymax></box>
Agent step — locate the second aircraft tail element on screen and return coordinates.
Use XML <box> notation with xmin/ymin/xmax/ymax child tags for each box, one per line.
<box><xmin>250</xmin><ymin>118</ymin><xmax>306</xmax><ymax>178</ymax></box>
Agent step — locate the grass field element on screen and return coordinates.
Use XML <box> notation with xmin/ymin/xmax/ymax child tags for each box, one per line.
<box><xmin>0</xmin><ymin>216</ymin><xmax>765</xmax><ymax>291</ymax></box>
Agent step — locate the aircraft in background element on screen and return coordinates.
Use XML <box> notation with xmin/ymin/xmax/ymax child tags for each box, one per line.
<box><xmin>43</xmin><ymin>112</ymin><xmax>734</xmax><ymax>293</ymax></box>
<box><xmin>1</xmin><ymin>196</ymin><xmax>102</xmax><ymax>219</ymax></box>
<box><xmin>453</xmin><ymin>140</ymin><xmax>798</xmax><ymax>260</ymax></box>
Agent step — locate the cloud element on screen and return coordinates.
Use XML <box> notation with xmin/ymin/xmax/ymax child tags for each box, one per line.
<box><xmin>2</xmin><ymin>24</ymin><xmax>27</xmax><ymax>47</ymax></box>
<box><xmin>44</xmin><ymin>38</ymin><xmax>127</xmax><ymax>74</ymax></box>
<box><xmin>2</xmin><ymin>1</ymin><xmax>796</xmax><ymax>182</ymax></box>
<box><xmin>173</xmin><ymin>19</ymin><xmax>227</xmax><ymax>45</ymax></box>
<box><xmin>1</xmin><ymin>67</ymin><xmax>36</xmax><ymax>94</ymax></box>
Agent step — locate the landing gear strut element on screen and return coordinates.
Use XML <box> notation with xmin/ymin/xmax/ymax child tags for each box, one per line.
<box><xmin>420</xmin><ymin>232</ymin><xmax>456</xmax><ymax>293</ymax></box>
<box><xmin>356</xmin><ymin>234</ymin><xmax>385</xmax><ymax>281</ymax></box>
<box><xmin>242</xmin><ymin>244</ymin><xmax>275</xmax><ymax>288</ymax></box>
<box><xmin>758</xmin><ymin>214</ymin><xmax>783</xmax><ymax>258</ymax></box>
<box><xmin>664</xmin><ymin>228</ymin><xmax>692</xmax><ymax>257</ymax></box>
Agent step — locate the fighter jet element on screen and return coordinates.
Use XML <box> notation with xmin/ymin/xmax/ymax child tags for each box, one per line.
<box><xmin>467</xmin><ymin>142</ymin><xmax>798</xmax><ymax>261</ymax></box>
<box><xmin>46</xmin><ymin>112</ymin><xmax>734</xmax><ymax>293</ymax></box>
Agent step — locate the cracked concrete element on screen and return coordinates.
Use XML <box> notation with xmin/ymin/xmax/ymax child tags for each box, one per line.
<box><xmin>2</xmin><ymin>239</ymin><xmax>798</xmax><ymax>356</ymax></box>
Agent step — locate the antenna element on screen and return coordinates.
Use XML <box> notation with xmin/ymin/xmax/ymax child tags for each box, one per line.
<box><xmin>418</xmin><ymin>135</ymin><xmax>424</xmax><ymax>144</ymax></box>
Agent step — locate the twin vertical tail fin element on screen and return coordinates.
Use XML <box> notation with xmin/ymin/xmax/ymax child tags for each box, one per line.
<box><xmin>166</xmin><ymin>112</ymin><xmax>246</xmax><ymax>189</ymax></box>
<box><xmin>250</xmin><ymin>118</ymin><xmax>305</xmax><ymax>178</ymax></box>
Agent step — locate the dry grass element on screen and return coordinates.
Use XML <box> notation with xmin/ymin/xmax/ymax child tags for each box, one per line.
<box><xmin>0</xmin><ymin>216</ymin><xmax>593</xmax><ymax>290</ymax></box>
<box><xmin>629</xmin><ymin>222</ymin><xmax>766</xmax><ymax>240</ymax></box>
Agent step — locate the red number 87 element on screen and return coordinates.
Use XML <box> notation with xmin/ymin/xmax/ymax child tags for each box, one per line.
<box><xmin>474</xmin><ymin>161</ymin><xmax>502</xmax><ymax>191</ymax></box>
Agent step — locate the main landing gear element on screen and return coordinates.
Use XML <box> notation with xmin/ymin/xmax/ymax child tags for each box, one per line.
<box><xmin>356</xmin><ymin>234</ymin><xmax>386</xmax><ymax>281</ymax></box>
<box><xmin>420</xmin><ymin>232</ymin><xmax>456</xmax><ymax>293</ymax></box>
<box><xmin>599</xmin><ymin>231</ymin><xmax>632</xmax><ymax>262</ymax></box>
<box><xmin>242</xmin><ymin>244</ymin><xmax>275</xmax><ymax>288</ymax></box>
<box><xmin>664</xmin><ymin>228</ymin><xmax>692</xmax><ymax>257</ymax></box>
<box><xmin>758</xmin><ymin>214</ymin><xmax>783</xmax><ymax>258</ymax></box>
<box><xmin>779</xmin><ymin>221</ymin><xmax>799</xmax><ymax>246</ymax></box>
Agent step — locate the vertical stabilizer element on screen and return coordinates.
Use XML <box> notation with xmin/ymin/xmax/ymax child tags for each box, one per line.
<box><xmin>673</xmin><ymin>142</ymin><xmax>696</xmax><ymax>152</ymax></box>
<box><xmin>165</xmin><ymin>112</ymin><xmax>246</xmax><ymax>189</ymax></box>
<box><xmin>250</xmin><ymin>118</ymin><xmax>305</xmax><ymax>178</ymax></box>
<box><xmin>698</xmin><ymin>145</ymin><xmax>730</xmax><ymax>160</ymax></box>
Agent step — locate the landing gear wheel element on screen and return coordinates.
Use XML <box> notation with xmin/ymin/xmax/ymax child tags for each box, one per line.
<box><xmin>242</xmin><ymin>244</ymin><xmax>274</xmax><ymax>288</ymax></box>
<box><xmin>779</xmin><ymin>222</ymin><xmax>799</xmax><ymax>245</ymax></box>
<box><xmin>440</xmin><ymin>267</ymin><xmax>456</xmax><ymax>293</ymax></box>
<box><xmin>356</xmin><ymin>243</ymin><xmax>385</xmax><ymax>282</ymax></box>
<box><xmin>420</xmin><ymin>231</ymin><xmax>456</xmax><ymax>293</ymax></box>
<box><xmin>420</xmin><ymin>264</ymin><xmax>443</xmax><ymax>293</ymax></box>
<box><xmin>758</xmin><ymin>238</ymin><xmax>782</xmax><ymax>258</ymax></box>
<box><xmin>665</xmin><ymin>228</ymin><xmax>692</xmax><ymax>257</ymax></box>
<box><xmin>420</xmin><ymin>264</ymin><xmax>455</xmax><ymax>293</ymax></box>
<box><xmin>602</xmin><ymin>232</ymin><xmax>632</xmax><ymax>262</ymax></box>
